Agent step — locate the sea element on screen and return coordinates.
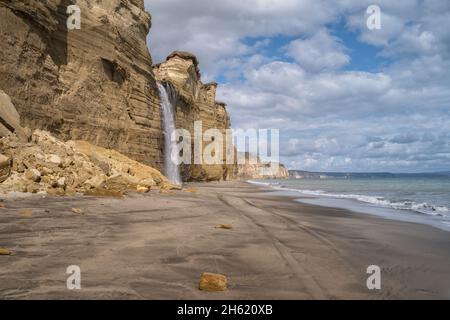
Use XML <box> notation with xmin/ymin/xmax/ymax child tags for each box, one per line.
<box><xmin>248</xmin><ymin>175</ymin><xmax>450</xmax><ymax>232</ymax></box>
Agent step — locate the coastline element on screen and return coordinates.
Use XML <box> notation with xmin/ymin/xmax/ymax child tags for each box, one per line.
<box><xmin>1</xmin><ymin>181</ymin><xmax>449</xmax><ymax>299</ymax></box>
<box><xmin>247</xmin><ymin>179</ymin><xmax>450</xmax><ymax>233</ymax></box>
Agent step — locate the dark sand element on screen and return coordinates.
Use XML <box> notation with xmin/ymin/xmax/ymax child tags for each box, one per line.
<box><xmin>0</xmin><ymin>182</ymin><xmax>449</xmax><ymax>299</ymax></box>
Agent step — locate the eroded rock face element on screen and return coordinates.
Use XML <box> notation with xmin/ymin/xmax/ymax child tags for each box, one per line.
<box><xmin>153</xmin><ymin>52</ymin><xmax>236</xmax><ymax>182</ymax></box>
<box><xmin>237</xmin><ymin>163</ymin><xmax>289</xmax><ymax>180</ymax></box>
<box><xmin>0</xmin><ymin>0</ymin><xmax>164</xmax><ymax>170</ymax></box>
<box><xmin>235</xmin><ymin>153</ymin><xmax>289</xmax><ymax>180</ymax></box>
<box><xmin>0</xmin><ymin>2</ymin><xmax>238</xmax><ymax>182</ymax></box>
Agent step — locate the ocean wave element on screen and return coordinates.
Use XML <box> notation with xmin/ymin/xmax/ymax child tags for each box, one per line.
<box><xmin>246</xmin><ymin>180</ymin><xmax>280</xmax><ymax>187</ymax></box>
<box><xmin>251</xmin><ymin>182</ymin><xmax>450</xmax><ymax>217</ymax></box>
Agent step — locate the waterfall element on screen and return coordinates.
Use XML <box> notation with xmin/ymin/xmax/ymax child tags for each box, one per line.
<box><xmin>157</xmin><ymin>82</ymin><xmax>182</xmax><ymax>185</ymax></box>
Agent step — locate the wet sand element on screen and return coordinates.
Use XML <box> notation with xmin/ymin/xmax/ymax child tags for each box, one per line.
<box><xmin>0</xmin><ymin>181</ymin><xmax>449</xmax><ymax>299</ymax></box>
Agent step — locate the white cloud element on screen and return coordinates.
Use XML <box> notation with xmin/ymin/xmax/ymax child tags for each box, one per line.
<box><xmin>286</xmin><ymin>29</ymin><xmax>350</xmax><ymax>72</ymax></box>
<box><xmin>145</xmin><ymin>0</ymin><xmax>450</xmax><ymax>172</ymax></box>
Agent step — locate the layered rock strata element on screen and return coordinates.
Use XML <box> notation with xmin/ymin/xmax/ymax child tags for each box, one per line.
<box><xmin>153</xmin><ymin>52</ymin><xmax>236</xmax><ymax>181</ymax></box>
<box><xmin>0</xmin><ymin>0</ymin><xmax>164</xmax><ymax>170</ymax></box>
<box><xmin>235</xmin><ymin>153</ymin><xmax>289</xmax><ymax>180</ymax></box>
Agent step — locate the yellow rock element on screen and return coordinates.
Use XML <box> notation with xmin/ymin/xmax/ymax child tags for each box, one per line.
<box><xmin>71</xmin><ymin>208</ymin><xmax>84</xmax><ymax>215</ymax></box>
<box><xmin>84</xmin><ymin>188</ymin><xmax>124</xmax><ymax>198</ymax></box>
<box><xmin>199</xmin><ymin>272</ymin><xmax>228</xmax><ymax>292</ymax></box>
<box><xmin>25</xmin><ymin>168</ymin><xmax>41</xmax><ymax>182</ymax></box>
<box><xmin>159</xmin><ymin>189</ymin><xmax>174</xmax><ymax>195</ymax></box>
<box><xmin>0</xmin><ymin>248</ymin><xmax>12</xmax><ymax>255</ymax></box>
<box><xmin>185</xmin><ymin>187</ymin><xmax>198</xmax><ymax>193</ymax></box>
<box><xmin>160</xmin><ymin>182</ymin><xmax>182</xmax><ymax>191</ymax></box>
<box><xmin>71</xmin><ymin>140</ymin><xmax>168</xmax><ymax>187</ymax></box>
<box><xmin>136</xmin><ymin>185</ymin><xmax>150</xmax><ymax>193</ymax></box>
<box><xmin>20</xmin><ymin>210</ymin><xmax>33</xmax><ymax>217</ymax></box>
<box><xmin>215</xmin><ymin>224</ymin><xmax>233</xmax><ymax>230</ymax></box>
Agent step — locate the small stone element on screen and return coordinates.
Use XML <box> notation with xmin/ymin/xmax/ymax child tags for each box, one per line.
<box><xmin>84</xmin><ymin>175</ymin><xmax>106</xmax><ymax>189</ymax></box>
<box><xmin>215</xmin><ymin>224</ymin><xmax>233</xmax><ymax>230</ymax></box>
<box><xmin>159</xmin><ymin>189</ymin><xmax>174</xmax><ymax>195</ymax></box>
<box><xmin>20</xmin><ymin>210</ymin><xmax>33</xmax><ymax>217</ymax></box>
<box><xmin>57</xmin><ymin>177</ymin><xmax>66</xmax><ymax>188</ymax></box>
<box><xmin>26</xmin><ymin>183</ymin><xmax>40</xmax><ymax>193</ymax></box>
<box><xmin>84</xmin><ymin>188</ymin><xmax>124</xmax><ymax>198</ymax></box>
<box><xmin>161</xmin><ymin>182</ymin><xmax>182</xmax><ymax>191</ymax></box>
<box><xmin>199</xmin><ymin>272</ymin><xmax>228</xmax><ymax>292</ymax></box>
<box><xmin>71</xmin><ymin>208</ymin><xmax>84</xmax><ymax>215</ymax></box>
<box><xmin>136</xmin><ymin>185</ymin><xmax>150</xmax><ymax>193</ymax></box>
<box><xmin>185</xmin><ymin>187</ymin><xmax>198</xmax><ymax>193</ymax></box>
<box><xmin>0</xmin><ymin>248</ymin><xmax>12</xmax><ymax>256</ymax></box>
<box><xmin>47</xmin><ymin>187</ymin><xmax>65</xmax><ymax>196</ymax></box>
<box><xmin>40</xmin><ymin>167</ymin><xmax>54</xmax><ymax>176</ymax></box>
<box><xmin>25</xmin><ymin>168</ymin><xmax>41</xmax><ymax>182</ymax></box>
<box><xmin>47</xmin><ymin>154</ymin><xmax>62</xmax><ymax>166</ymax></box>
<box><xmin>65</xmin><ymin>187</ymin><xmax>77</xmax><ymax>196</ymax></box>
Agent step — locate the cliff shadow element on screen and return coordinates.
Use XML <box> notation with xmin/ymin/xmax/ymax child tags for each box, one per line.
<box><xmin>50</xmin><ymin>0</ymin><xmax>74</xmax><ymax>67</ymax></box>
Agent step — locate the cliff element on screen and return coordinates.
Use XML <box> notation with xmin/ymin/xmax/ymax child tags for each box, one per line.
<box><xmin>153</xmin><ymin>52</ymin><xmax>236</xmax><ymax>181</ymax></box>
<box><xmin>0</xmin><ymin>89</ymin><xmax>174</xmax><ymax>195</ymax></box>
<box><xmin>0</xmin><ymin>1</ymin><xmax>277</xmax><ymax>183</ymax></box>
<box><xmin>0</xmin><ymin>1</ymin><xmax>238</xmax><ymax>182</ymax></box>
<box><xmin>0</xmin><ymin>0</ymin><xmax>164</xmax><ymax>170</ymax></box>
<box><xmin>235</xmin><ymin>153</ymin><xmax>289</xmax><ymax>180</ymax></box>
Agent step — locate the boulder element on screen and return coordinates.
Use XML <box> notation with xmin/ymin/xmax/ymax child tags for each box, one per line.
<box><xmin>25</xmin><ymin>168</ymin><xmax>41</xmax><ymax>182</ymax></box>
<box><xmin>0</xmin><ymin>90</ymin><xmax>28</xmax><ymax>141</ymax></box>
<box><xmin>0</xmin><ymin>154</ymin><xmax>11</xmax><ymax>183</ymax></box>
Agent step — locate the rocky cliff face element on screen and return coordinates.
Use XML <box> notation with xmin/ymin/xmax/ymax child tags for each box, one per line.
<box><xmin>237</xmin><ymin>164</ymin><xmax>289</xmax><ymax>180</ymax></box>
<box><xmin>0</xmin><ymin>89</ymin><xmax>174</xmax><ymax>195</ymax></box>
<box><xmin>235</xmin><ymin>153</ymin><xmax>289</xmax><ymax>180</ymax></box>
<box><xmin>153</xmin><ymin>51</ymin><xmax>236</xmax><ymax>181</ymax></box>
<box><xmin>0</xmin><ymin>0</ymin><xmax>164</xmax><ymax>170</ymax></box>
<box><xmin>0</xmin><ymin>1</ymin><xmax>279</xmax><ymax>183</ymax></box>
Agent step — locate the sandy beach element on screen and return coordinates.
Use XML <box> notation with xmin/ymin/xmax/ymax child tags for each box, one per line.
<box><xmin>0</xmin><ymin>181</ymin><xmax>449</xmax><ymax>300</ymax></box>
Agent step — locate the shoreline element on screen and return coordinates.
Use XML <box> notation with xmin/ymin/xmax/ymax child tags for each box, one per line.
<box><xmin>1</xmin><ymin>181</ymin><xmax>449</xmax><ymax>299</ymax></box>
<box><xmin>247</xmin><ymin>180</ymin><xmax>450</xmax><ymax>233</ymax></box>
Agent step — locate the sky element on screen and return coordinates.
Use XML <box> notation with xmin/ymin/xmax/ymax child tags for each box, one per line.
<box><xmin>144</xmin><ymin>0</ymin><xmax>450</xmax><ymax>173</ymax></box>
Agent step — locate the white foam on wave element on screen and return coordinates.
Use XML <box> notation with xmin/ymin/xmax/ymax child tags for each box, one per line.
<box><xmin>248</xmin><ymin>181</ymin><xmax>450</xmax><ymax>218</ymax></box>
<box><xmin>246</xmin><ymin>180</ymin><xmax>280</xmax><ymax>187</ymax></box>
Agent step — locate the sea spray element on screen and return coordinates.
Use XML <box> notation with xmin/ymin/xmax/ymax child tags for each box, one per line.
<box><xmin>157</xmin><ymin>82</ymin><xmax>182</xmax><ymax>185</ymax></box>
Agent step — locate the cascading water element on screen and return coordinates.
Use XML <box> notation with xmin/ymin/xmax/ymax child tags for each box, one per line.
<box><xmin>157</xmin><ymin>82</ymin><xmax>182</xmax><ymax>185</ymax></box>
